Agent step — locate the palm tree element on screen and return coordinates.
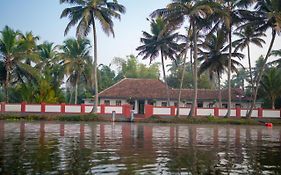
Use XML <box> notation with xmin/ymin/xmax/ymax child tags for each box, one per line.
<box><xmin>60</xmin><ymin>0</ymin><xmax>126</xmax><ymax>111</ymax></box>
<box><xmin>233</xmin><ymin>25</ymin><xmax>266</xmax><ymax>108</ymax></box>
<box><xmin>37</xmin><ymin>42</ymin><xmax>65</xmax><ymax>99</ymax></box>
<box><xmin>0</xmin><ymin>26</ymin><xmax>39</xmax><ymax>102</ymax></box>
<box><xmin>0</xmin><ymin>26</ymin><xmax>19</xmax><ymax>102</ymax></box>
<box><xmin>152</xmin><ymin>0</ymin><xmax>215</xmax><ymax>117</ymax></box>
<box><xmin>247</xmin><ymin>0</ymin><xmax>281</xmax><ymax>117</ymax></box>
<box><xmin>198</xmin><ymin>29</ymin><xmax>243</xmax><ymax>107</ymax></box>
<box><xmin>260</xmin><ymin>68</ymin><xmax>281</xmax><ymax>109</ymax></box>
<box><xmin>136</xmin><ymin>17</ymin><xmax>181</xmax><ymax>106</ymax></box>
<box><xmin>211</xmin><ymin>0</ymin><xmax>255</xmax><ymax>117</ymax></box>
<box><xmin>60</xmin><ymin>38</ymin><xmax>91</xmax><ymax>104</ymax></box>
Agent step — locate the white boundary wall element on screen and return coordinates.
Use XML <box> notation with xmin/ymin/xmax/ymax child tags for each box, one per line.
<box><xmin>177</xmin><ymin>108</ymin><xmax>191</xmax><ymax>116</ymax></box>
<box><xmin>197</xmin><ymin>108</ymin><xmax>214</xmax><ymax>116</ymax></box>
<box><xmin>105</xmin><ymin>106</ymin><xmax>122</xmax><ymax>114</ymax></box>
<box><xmin>5</xmin><ymin>104</ymin><xmax>21</xmax><ymax>112</ymax></box>
<box><xmin>263</xmin><ymin>110</ymin><xmax>280</xmax><ymax>118</ymax></box>
<box><xmin>65</xmin><ymin>105</ymin><xmax>81</xmax><ymax>113</ymax></box>
<box><xmin>26</xmin><ymin>105</ymin><xmax>41</xmax><ymax>112</ymax></box>
<box><xmin>153</xmin><ymin>107</ymin><xmax>171</xmax><ymax>115</ymax></box>
<box><xmin>45</xmin><ymin>105</ymin><xmax>61</xmax><ymax>113</ymax></box>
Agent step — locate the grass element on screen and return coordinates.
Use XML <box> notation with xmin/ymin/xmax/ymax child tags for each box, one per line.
<box><xmin>0</xmin><ymin>113</ymin><xmax>100</xmax><ymax>121</ymax></box>
<box><xmin>0</xmin><ymin>113</ymin><xmax>281</xmax><ymax>126</ymax></box>
<box><xmin>140</xmin><ymin>115</ymin><xmax>281</xmax><ymax>126</ymax></box>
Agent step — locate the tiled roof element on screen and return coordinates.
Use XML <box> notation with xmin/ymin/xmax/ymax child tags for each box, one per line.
<box><xmin>99</xmin><ymin>78</ymin><xmax>247</xmax><ymax>101</ymax></box>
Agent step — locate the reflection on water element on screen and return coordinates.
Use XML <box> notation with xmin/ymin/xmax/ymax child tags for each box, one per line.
<box><xmin>0</xmin><ymin>121</ymin><xmax>281</xmax><ymax>174</ymax></box>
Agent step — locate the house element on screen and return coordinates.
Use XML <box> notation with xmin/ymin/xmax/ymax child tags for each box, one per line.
<box><xmin>97</xmin><ymin>78</ymin><xmax>261</xmax><ymax>114</ymax></box>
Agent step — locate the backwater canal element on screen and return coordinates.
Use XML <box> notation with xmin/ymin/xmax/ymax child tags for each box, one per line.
<box><xmin>0</xmin><ymin>121</ymin><xmax>281</xmax><ymax>174</ymax></box>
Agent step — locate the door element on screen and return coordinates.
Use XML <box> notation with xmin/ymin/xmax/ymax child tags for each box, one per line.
<box><xmin>138</xmin><ymin>100</ymin><xmax>145</xmax><ymax>114</ymax></box>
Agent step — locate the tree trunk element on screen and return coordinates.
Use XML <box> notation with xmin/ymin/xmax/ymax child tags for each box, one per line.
<box><xmin>190</xmin><ymin>42</ymin><xmax>193</xmax><ymax>74</ymax></box>
<box><xmin>272</xmin><ymin>97</ymin><xmax>275</xmax><ymax>109</ymax></box>
<box><xmin>218</xmin><ymin>72</ymin><xmax>222</xmax><ymax>108</ymax></box>
<box><xmin>226</xmin><ymin>23</ymin><xmax>232</xmax><ymax>118</ymax></box>
<box><xmin>4</xmin><ymin>67</ymin><xmax>9</xmax><ymax>103</ymax></box>
<box><xmin>247</xmin><ymin>30</ymin><xmax>276</xmax><ymax>118</ymax></box>
<box><xmin>4</xmin><ymin>57</ymin><xmax>10</xmax><ymax>103</ymax></box>
<box><xmin>74</xmin><ymin>76</ymin><xmax>79</xmax><ymax>104</ymax></box>
<box><xmin>92</xmin><ymin>15</ymin><xmax>99</xmax><ymax>113</ymax></box>
<box><xmin>189</xmin><ymin>22</ymin><xmax>198</xmax><ymax>117</ymax></box>
<box><xmin>161</xmin><ymin>51</ymin><xmax>170</xmax><ymax>106</ymax></box>
<box><xmin>69</xmin><ymin>88</ymin><xmax>73</xmax><ymax>104</ymax></box>
<box><xmin>177</xmin><ymin>47</ymin><xmax>188</xmax><ymax>117</ymax></box>
<box><xmin>246</xmin><ymin>44</ymin><xmax>254</xmax><ymax>118</ymax></box>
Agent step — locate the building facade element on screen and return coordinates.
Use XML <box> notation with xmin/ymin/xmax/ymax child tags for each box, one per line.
<box><xmin>95</xmin><ymin>78</ymin><xmax>261</xmax><ymax>114</ymax></box>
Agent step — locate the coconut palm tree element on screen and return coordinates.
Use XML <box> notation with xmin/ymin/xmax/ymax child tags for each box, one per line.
<box><xmin>136</xmin><ymin>17</ymin><xmax>181</xmax><ymax>106</ymax></box>
<box><xmin>152</xmin><ymin>0</ymin><xmax>215</xmax><ymax>117</ymax></box>
<box><xmin>260</xmin><ymin>68</ymin><xmax>281</xmax><ymax>109</ymax></box>
<box><xmin>246</xmin><ymin>0</ymin><xmax>281</xmax><ymax>117</ymax></box>
<box><xmin>37</xmin><ymin>42</ymin><xmax>65</xmax><ymax>99</ymax></box>
<box><xmin>210</xmin><ymin>0</ymin><xmax>255</xmax><ymax>117</ymax></box>
<box><xmin>233</xmin><ymin>26</ymin><xmax>266</xmax><ymax>107</ymax></box>
<box><xmin>60</xmin><ymin>38</ymin><xmax>91</xmax><ymax>104</ymax></box>
<box><xmin>60</xmin><ymin>0</ymin><xmax>126</xmax><ymax>111</ymax></box>
<box><xmin>0</xmin><ymin>26</ymin><xmax>39</xmax><ymax>102</ymax></box>
<box><xmin>0</xmin><ymin>26</ymin><xmax>19</xmax><ymax>102</ymax></box>
<box><xmin>198</xmin><ymin>29</ymin><xmax>243</xmax><ymax>107</ymax></box>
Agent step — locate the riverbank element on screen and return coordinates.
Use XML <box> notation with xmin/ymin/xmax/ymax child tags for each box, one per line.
<box><xmin>1</xmin><ymin>113</ymin><xmax>281</xmax><ymax>126</ymax></box>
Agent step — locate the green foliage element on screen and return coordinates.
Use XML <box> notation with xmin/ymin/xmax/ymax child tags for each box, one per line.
<box><xmin>98</xmin><ymin>64</ymin><xmax>116</xmax><ymax>91</ymax></box>
<box><xmin>167</xmin><ymin>62</ymin><xmax>212</xmax><ymax>89</ymax></box>
<box><xmin>113</xmin><ymin>55</ymin><xmax>160</xmax><ymax>80</ymax></box>
<box><xmin>259</xmin><ymin>68</ymin><xmax>281</xmax><ymax>109</ymax></box>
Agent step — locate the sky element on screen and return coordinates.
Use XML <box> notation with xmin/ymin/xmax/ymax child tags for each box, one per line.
<box><xmin>0</xmin><ymin>0</ymin><xmax>280</xmax><ymax>74</ymax></box>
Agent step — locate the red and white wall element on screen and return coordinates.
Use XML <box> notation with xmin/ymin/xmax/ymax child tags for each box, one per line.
<box><xmin>0</xmin><ymin>102</ymin><xmax>280</xmax><ymax>119</ymax></box>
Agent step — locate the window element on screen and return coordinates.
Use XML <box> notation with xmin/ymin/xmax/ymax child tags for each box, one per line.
<box><xmin>174</xmin><ymin>102</ymin><xmax>178</xmax><ymax>107</ymax></box>
<box><xmin>104</xmin><ymin>100</ymin><xmax>110</xmax><ymax>106</ymax></box>
<box><xmin>197</xmin><ymin>102</ymin><xmax>203</xmax><ymax>108</ymax></box>
<box><xmin>116</xmin><ymin>100</ymin><xmax>122</xmax><ymax>106</ymax></box>
<box><xmin>222</xmin><ymin>104</ymin><xmax>228</xmax><ymax>108</ymax></box>
<box><xmin>208</xmin><ymin>103</ymin><xmax>213</xmax><ymax>108</ymax></box>
<box><xmin>235</xmin><ymin>103</ymin><xmax>241</xmax><ymax>108</ymax></box>
<box><xmin>185</xmin><ymin>103</ymin><xmax>192</xmax><ymax>108</ymax></box>
<box><xmin>161</xmin><ymin>102</ymin><xmax>168</xmax><ymax>107</ymax></box>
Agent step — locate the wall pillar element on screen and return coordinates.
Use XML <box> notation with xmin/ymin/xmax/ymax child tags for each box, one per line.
<box><xmin>236</xmin><ymin>107</ymin><xmax>241</xmax><ymax>118</ymax></box>
<box><xmin>61</xmin><ymin>103</ymin><xmax>65</xmax><ymax>113</ymax></box>
<box><xmin>214</xmin><ymin>107</ymin><xmax>219</xmax><ymax>117</ymax></box>
<box><xmin>144</xmin><ymin>105</ymin><xmax>153</xmax><ymax>118</ymax></box>
<box><xmin>81</xmin><ymin>104</ymin><xmax>86</xmax><ymax>114</ymax></box>
<box><xmin>258</xmin><ymin>108</ymin><xmax>263</xmax><ymax>118</ymax></box>
<box><xmin>122</xmin><ymin>104</ymin><xmax>131</xmax><ymax>118</ymax></box>
<box><xmin>21</xmin><ymin>101</ymin><xmax>26</xmax><ymax>113</ymax></box>
<box><xmin>41</xmin><ymin>102</ymin><xmax>46</xmax><ymax>113</ymax></box>
<box><xmin>100</xmin><ymin>104</ymin><xmax>105</xmax><ymax>114</ymax></box>
<box><xmin>170</xmin><ymin>106</ymin><xmax>176</xmax><ymax>116</ymax></box>
<box><xmin>1</xmin><ymin>102</ymin><xmax>5</xmax><ymax>113</ymax></box>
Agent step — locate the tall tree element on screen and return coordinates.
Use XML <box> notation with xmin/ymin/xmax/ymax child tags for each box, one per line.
<box><xmin>260</xmin><ymin>68</ymin><xmax>281</xmax><ymax>109</ymax></box>
<box><xmin>211</xmin><ymin>0</ymin><xmax>255</xmax><ymax>117</ymax></box>
<box><xmin>113</xmin><ymin>55</ymin><xmax>160</xmax><ymax>80</ymax></box>
<box><xmin>0</xmin><ymin>26</ymin><xmax>19</xmax><ymax>102</ymax></box>
<box><xmin>60</xmin><ymin>38</ymin><xmax>91</xmax><ymax>104</ymax></box>
<box><xmin>198</xmin><ymin>29</ymin><xmax>243</xmax><ymax>107</ymax></box>
<box><xmin>136</xmin><ymin>17</ymin><xmax>180</xmax><ymax>106</ymax></box>
<box><xmin>247</xmin><ymin>0</ymin><xmax>281</xmax><ymax>117</ymax></box>
<box><xmin>152</xmin><ymin>0</ymin><xmax>215</xmax><ymax>117</ymax></box>
<box><xmin>60</xmin><ymin>0</ymin><xmax>126</xmax><ymax>111</ymax></box>
<box><xmin>0</xmin><ymin>26</ymin><xmax>39</xmax><ymax>102</ymax></box>
<box><xmin>233</xmin><ymin>25</ymin><xmax>265</xmax><ymax>109</ymax></box>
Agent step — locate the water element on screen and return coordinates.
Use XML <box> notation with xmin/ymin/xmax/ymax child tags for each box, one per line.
<box><xmin>0</xmin><ymin>121</ymin><xmax>280</xmax><ymax>174</ymax></box>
